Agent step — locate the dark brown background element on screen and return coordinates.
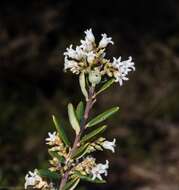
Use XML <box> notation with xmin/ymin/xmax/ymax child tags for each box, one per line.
<box><xmin>0</xmin><ymin>0</ymin><xmax>179</xmax><ymax>189</ymax></box>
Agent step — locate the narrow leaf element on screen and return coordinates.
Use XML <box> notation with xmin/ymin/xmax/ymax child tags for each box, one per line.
<box><xmin>76</xmin><ymin>101</ymin><xmax>84</xmax><ymax>123</ymax></box>
<box><xmin>73</xmin><ymin>171</ymin><xmax>106</xmax><ymax>184</ymax></box>
<box><xmin>69</xmin><ymin>178</ymin><xmax>80</xmax><ymax>190</ymax></box>
<box><xmin>81</xmin><ymin>125</ymin><xmax>107</xmax><ymax>143</ymax></box>
<box><xmin>79</xmin><ymin>72</ymin><xmax>88</xmax><ymax>100</ymax></box>
<box><xmin>96</xmin><ymin>78</ymin><xmax>115</xmax><ymax>95</ymax></box>
<box><xmin>86</xmin><ymin>106</ymin><xmax>119</xmax><ymax>127</ymax></box>
<box><xmin>52</xmin><ymin>115</ymin><xmax>70</xmax><ymax>146</ymax></box>
<box><xmin>71</xmin><ymin>143</ymin><xmax>89</xmax><ymax>159</ymax></box>
<box><xmin>62</xmin><ymin>177</ymin><xmax>80</xmax><ymax>190</ymax></box>
<box><xmin>68</xmin><ymin>103</ymin><xmax>80</xmax><ymax>135</ymax></box>
<box><xmin>38</xmin><ymin>169</ymin><xmax>60</xmax><ymax>181</ymax></box>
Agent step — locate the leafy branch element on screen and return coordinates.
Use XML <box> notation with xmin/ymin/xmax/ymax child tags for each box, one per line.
<box><xmin>24</xmin><ymin>28</ymin><xmax>135</xmax><ymax>190</ymax></box>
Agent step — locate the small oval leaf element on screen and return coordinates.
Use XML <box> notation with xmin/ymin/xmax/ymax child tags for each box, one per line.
<box><xmin>76</xmin><ymin>101</ymin><xmax>84</xmax><ymax>123</ymax></box>
<box><xmin>68</xmin><ymin>103</ymin><xmax>80</xmax><ymax>135</ymax></box>
<box><xmin>86</xmin><ymin>107</ymin><xmax>119</xmax><ymax>127</ymax></box>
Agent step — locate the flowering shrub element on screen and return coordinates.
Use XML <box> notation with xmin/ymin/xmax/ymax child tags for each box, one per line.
<box><xmin>25</xmin><ymin>29</ymin><xmax>135</xmax><ymax>190</ymax></box>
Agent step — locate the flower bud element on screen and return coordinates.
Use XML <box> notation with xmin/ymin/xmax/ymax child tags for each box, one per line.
<box><xmin>88</xmin><ymin>69</ymin><xmax>101</xmax><ymax>86</ymax></box>
<box><xmin>87</xmin><ymin>52</ymin><xmax>95</xmax><ymax>64</ymax></box>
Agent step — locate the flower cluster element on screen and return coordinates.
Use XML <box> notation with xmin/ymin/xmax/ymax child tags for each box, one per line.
<box><xmin>64</xmin><ymin>29</ymin><xmax>135</xmax><ymax>86</ymax></box>
<box><xmin>72</xmin><ymin>157</ymin><xmax>109</xmax><ymax>181</ymax></box>
<box><xmin>73</xmin><ymin>157</ymin><xmax>96</xmax><ymax>176</ymax></box>
<box><xmin>25</xmin><ymin>133</ymin><xmax>116</xmax><ymax>189</ymax></box>
<box><xmin>25</xmin><ymin>132</ymin><xmax>69</xmax><ymax>189</ymax></box>
<box><xmin>87</xmin><ymin>138</ymin><xmax>116</xmax><ymax>153</ymax></box>
<box><xmin>46</xmin><ymin>132</ymin><xmax>68</xmax><ymax>158</ymax></box>
<box><xmin>46</xmin><ymin>132</ymin><xmax>60</xmax><ymax>146</ymax></box>
<box><xmin>25</xmin><ymin>170</ymin><xmax>49</xmax><ymax>189</ymax></box>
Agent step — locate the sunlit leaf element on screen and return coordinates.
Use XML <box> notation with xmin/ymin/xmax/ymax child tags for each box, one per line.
<box><xmin>81</xmin><ymin>125</ymin><xmax>107</xmax><ymax>143</ymax></box>
<box><xmin>68</xmin><ymin>103</ymin><xmax>80</xmax><ymax>135</ymax></box>
<box><xmin>86</xmin><ymin>106</ymin><xmax>119</xmax><ymax>127</ymax></box>
<box><xmin>79</xmin><ymin>72</ymin><xmax>88</xmax><ymax>100</ymax></box>
<box><xmin>52</xmin><ymin>115</ymin><xmax>70</xmax><ymax>146</ymax></box>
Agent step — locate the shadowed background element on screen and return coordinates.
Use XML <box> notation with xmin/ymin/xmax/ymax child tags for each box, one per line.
<box><xmin>0</xmin><ymin>0</ymin><xmax>179</xmax><ymax>189</ymax></box>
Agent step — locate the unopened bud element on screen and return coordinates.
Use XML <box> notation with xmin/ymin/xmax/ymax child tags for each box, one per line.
<box><xmin>89</xmin><ymin>70</ymin><xmax>101</xmax><ymax>86</ymax></box>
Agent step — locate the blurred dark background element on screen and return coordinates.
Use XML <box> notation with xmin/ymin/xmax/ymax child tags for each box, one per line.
<box><xmin>0</xmin><ymin>0</ymin><xmax>179</xmax><ymax>189</ymax></box>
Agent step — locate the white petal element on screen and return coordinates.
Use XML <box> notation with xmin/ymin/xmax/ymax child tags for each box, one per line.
<box><xmin>84</xmin><ymin>28</ymin><xmax>95</xmax><ymax>43</ymax></box>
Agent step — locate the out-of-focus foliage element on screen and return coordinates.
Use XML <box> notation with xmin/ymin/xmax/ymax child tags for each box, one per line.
<box><xmin>0</xmin><ymin>0</ymin><xmax>179</xmax><ymax>189</ymax></box>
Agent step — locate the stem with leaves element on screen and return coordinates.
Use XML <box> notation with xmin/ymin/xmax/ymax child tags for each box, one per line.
<box><xmin>59</xmin><ymin>86</ymin><xmax>96</xmax><ymax>190</ymax></box>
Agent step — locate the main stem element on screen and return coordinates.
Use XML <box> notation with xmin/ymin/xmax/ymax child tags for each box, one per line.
<box><xmin>59</xmin><ymin>86</ymin><xmax>95</xmax><ymax>190</ymax></box>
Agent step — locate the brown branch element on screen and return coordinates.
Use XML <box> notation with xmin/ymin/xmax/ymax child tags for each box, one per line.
<box><xmin>59</xmin><ymin>86</ymin><xmax>95</xmax><ymax>190</ymax></box>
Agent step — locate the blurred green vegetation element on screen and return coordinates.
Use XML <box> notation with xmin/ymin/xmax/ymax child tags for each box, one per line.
<box><xmin>0</xmin><ymin>0</ymin><xmax>179</xmax><ymax>189</ymax></box>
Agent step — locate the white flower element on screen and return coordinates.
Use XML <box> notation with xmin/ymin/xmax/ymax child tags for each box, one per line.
<box><xmin>116</xmin><ymin>71</ymin><xmax>129</xmax><ymax>86</ymax></box>
<box><xmin>25</xmin><ymin>170</ymin><xmax>47</xmax><ymax>189</ymax></box>
<box><xmin>86</xmin><ymin>51</ymin><xmax>96</xmax><ymax>64</ymax></box>
<box><xmin>112</xmin><ymin>57</ymin><xmax>122</xmax><ymax>67</ymax></box>
<box><xmin>64</xmin><ymin>57</ymin><xmax>81</xmax><ymax>74</ymax></box>
<box><xmin>91</xmin><ymin>160</ymin><xmax>109</xmax><ymax>181</ymax></box>
<box><xmin>25</xmin><ymin>171</ymin><xmax>37</xmax><ymax>188</ymax></box>
<box><xmin>75</xmin><ymin>46</ymin><xmax>85</xmax><ymax>60</ymax></box>
<box><xmin>112</xmin><ymin>56</ymin><xmax>135</xmax><ymax>74</ymax></box>
<box><xmin>102</xmin><ymin>138</ymin><xmax>116</xmax><ymax>153</ymax></box>
<box><xmin>64</xmin><ymin>45</ymin><xmax>85</xmax><ymax>60</ymax></box>
<box><xmin>85</xmin><ymin>28</ymin><xmax>95</xmax><ymax>43</ymax></box>
<box><xmin>98</xmin><ymin>33</ymin><xmax>114</xmax><ymax>48</ymax></box>
<box><xmin>64</xmin><ymin>45</ymin><xmax>77</xmax><ymax>59</ymax></box>
<box><xmin>113</xmin><ymin>56</ymin><xmax>135</xmax><ymax>74</ymax></box>
<box><xmin>111</xmin><ymin>56</ymin><xmax>135</xmax><ymax>86</ymax></box>
<box><xmin>45</xmin><ymin>132</ymin><xmax>57</xmax><ymax>145</ymax></box>
<box><xmin>120</xmin><ymin>56</ymin><xmax>135</xmax><ymax>74</ymax></box>
<box><xmin>80</xmin><ymin>39</ymin><xmax>93</xmax><ymax>52</ymax></box>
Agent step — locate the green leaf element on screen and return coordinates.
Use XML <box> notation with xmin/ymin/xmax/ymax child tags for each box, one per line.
<box><xmin>62</xmin><ymin>177</ymin><xmax>80</xmax><ymax>190</ymax></box>
<box><xmin>48</xmin><ymin>150</ymin><xmax>65</xmax><ymax>163</ymax></box>
<box><xmin>86</xmin><ymin>106</ymin><xmax>119</xmax><ymax>127</ymax></box>
<box><xmin>96</xmin><ymin>78</ymin><xmax>115</xmax><ymax>95</ymax></box>
<box><xmin>73</xmin><ymin>171</ymin><xmax>106</xmax><ymax>184</ymax></box>
<box><xmin>79</xmin><ymin>72</ymin><xmax>88</xmax><ymax>100</ymax></box>
<box><xmin>76</xmin><ymin>101</ymin><xmax>84</xmax><ymax>123</ymax></box>
<box><xmin>38</xmin><ymin>169</ymin><xmax>60</xmax><ymax>181</ymax></box>
<box><xmin>52</xmin><ymin>115</ymin><xmax>70</xmax><ymax>146</ymax></box>
<box><xmin>81</xmin><ymin>125</ymin><xmax>107</xmax><ymax>143</ymax></box>
<box><xmin>68</xmin><ymin>103</ymin><xmax>80</xmax><ymax>135</ymax></box>
<box><xmin>71</xmin><ymin>143</ymin><xmax>89</xmax><ymax>159</ymax></box>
